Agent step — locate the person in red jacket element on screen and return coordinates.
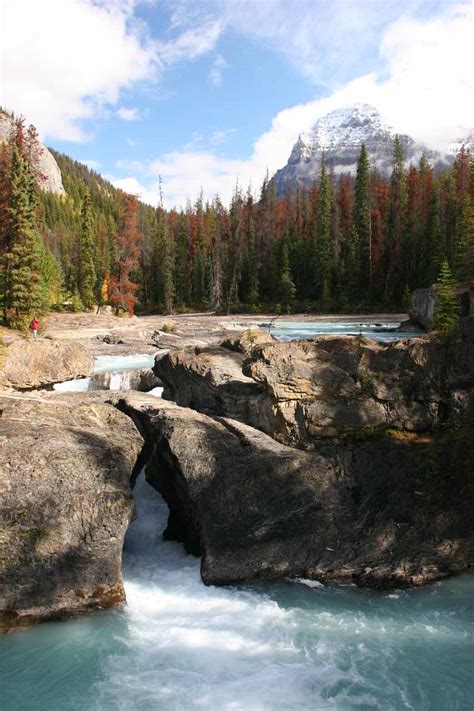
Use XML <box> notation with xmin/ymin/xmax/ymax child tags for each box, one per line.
<box><xmin>30</xmin><ymin>317</ymin><xmax>39</xmax><ymax>338</ymax></box>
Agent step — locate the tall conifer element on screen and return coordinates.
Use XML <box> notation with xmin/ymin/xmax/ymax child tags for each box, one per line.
<box><xmin>353</xmin><ymin>144</ymin><xmax>371</xmax><ymax>292</ymax></box>
<box><xmin>77</xmin><ymin>189</ymin><xmax>96</xmax><ymax>308</ymax></box>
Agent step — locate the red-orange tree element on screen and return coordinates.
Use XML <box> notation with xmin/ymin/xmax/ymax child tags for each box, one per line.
<box><xmin>109</xmin><ymin>193</ymin><xmax>141</xmax><ymax>315</ymax></box>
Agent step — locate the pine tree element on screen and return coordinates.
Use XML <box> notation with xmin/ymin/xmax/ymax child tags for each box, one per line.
<box><xmin>160</xmin><ymin>216</ymin><xmax>175</xmax><ymax>314</ymax></box>
<box><xmin>353</xmin><ymin>144</ymin><xmax>371</xmax><ymax>292</ymax></box>
<box><xmin>432</xmin><ymin>260</ymin><xmax>458</xmax><ymax>332</ymax></box>
<box><xmin>77</xmin><ymin>189</ymin><xmax>96</xmax><ymax>308</ymax></box>
<box><xmin>277</xmin><ymin>244</ymin><xmax>296</xmax><ymax>313</ymax></box>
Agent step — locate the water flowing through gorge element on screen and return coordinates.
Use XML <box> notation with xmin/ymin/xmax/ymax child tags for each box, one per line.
<box><xmin>1</xmin><ymin>476</ymin><xmax>473</xmax><ymax>710</ymax></box>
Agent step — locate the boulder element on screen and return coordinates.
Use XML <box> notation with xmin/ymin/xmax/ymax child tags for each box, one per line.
<box><xmin>155</xmin><ymin>328</ymin><xmax>474</xmax><ymax>448</ymax></box>
<box><xmin>409</xmin><ymin>287</ymin><xmax>437</xmax><ymax>330</ymax></box>
<box><xmin>0</xmin><ymin>392</ymin><xmax>143</xmax><ymax>632</ymax></box>
<box><xmin>115</xmin><ymin>393</ymin><xmax>474</xmax><ymax>588</ymax></box>
<box><xmin>0</xmin><ymin>338</ymin><xmax>93</xmax><ymax>390</ymax></box>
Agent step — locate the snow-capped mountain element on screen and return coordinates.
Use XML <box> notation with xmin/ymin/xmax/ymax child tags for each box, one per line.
<box><xmin>270</xmin><ymin>104</ymin><xmax>461</xmax><ymax>197</ymax></box>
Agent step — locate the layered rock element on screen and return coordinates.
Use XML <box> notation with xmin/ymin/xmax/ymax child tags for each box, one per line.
<box><xmin>0</xmin><ymin>393</ymin><xmax>143</xmax><ymax>632</ymax></box>
<box><xmin>0</xmin><ymin>338</ymin><xmax>93</xmax><ymax>390</ymax></box>
<box><xmin>155</xmin><ymin>324</ymin><xmax>474</xmax><ymax>449</ymax></box>
<box><xmin>115</xmin><ymin>393</ymin><xmax>473</xmax><ymax>588</ymax></box>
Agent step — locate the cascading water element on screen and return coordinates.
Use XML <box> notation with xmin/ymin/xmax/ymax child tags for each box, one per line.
<box><xmin>52</xmin><ymin>353</ymin><xmax>165</xmax><ymax>396</ymax></box>
<box><xmin>1</xmin><ymin>476</ymin><xmax>472</xmax><ymax>711</ymax></box>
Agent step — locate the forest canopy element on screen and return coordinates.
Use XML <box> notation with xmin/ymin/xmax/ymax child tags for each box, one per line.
<box><xmin>1</xmin><ymin>114</ymin><xmax>473</xmax><ymax>325</ymax></box>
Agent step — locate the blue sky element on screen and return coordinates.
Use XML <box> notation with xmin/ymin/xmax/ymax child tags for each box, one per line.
<box><xmin>1</xmin><ymin>0</ymin><xmax>472</xmax><ymax>206</ymax></box>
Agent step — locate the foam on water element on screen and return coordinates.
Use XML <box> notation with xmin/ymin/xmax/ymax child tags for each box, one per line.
<box><xmin>0</xmin><ymin>476</ymin><xmax>472</xmax><ymax>710</ymax></box>
<box><xmin>53</xmin><ymin>377</ymin><xmax>91</xmax><ymax>392</ymax></box>
<box><xmin>93</xmin><ymin>353</ymin><xmax>156</xmax><ymax>374</ymax></box>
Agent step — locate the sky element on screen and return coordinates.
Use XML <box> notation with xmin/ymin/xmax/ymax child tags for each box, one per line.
<box><xmin>1</xmin><ymin>0</ymin><xmax>472</xmax><ymax>207</ymax></box>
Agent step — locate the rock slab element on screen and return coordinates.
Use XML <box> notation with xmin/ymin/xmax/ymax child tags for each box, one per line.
<box><xmin>116</xmin><ymin>393</ymin><xmax>473</xmax><ymax>589</ymax></box>
<box><xmin>0</xmin><ymin>338</ymin><xmax>93</xmax><ymax>390</ymax></box>
<box><xmin>0</xmin><ymin>393</ymin><xmax>142</xmax><ymax>632</ymax></box>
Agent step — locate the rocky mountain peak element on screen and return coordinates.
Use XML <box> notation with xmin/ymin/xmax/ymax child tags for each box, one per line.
<box><xmin>0</xmin><ymin>109</ymin><xmax>65</xmax><ymax>196</ymax></box>
<box><xmin>271</xmin><ymin>103</ymin><xmax>458</xmax><ymax>197</ymax></box>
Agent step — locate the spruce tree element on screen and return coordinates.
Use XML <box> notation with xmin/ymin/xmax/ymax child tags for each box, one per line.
<box><xmin>77</xmin><ymin>189</ymin><xmax>96</xmax><ymax>308</ymax></box>
<box><xmin>385</xmin><ymin>136</ymin><xmax>407</xmax><ymax>302</ymax></box>
<box><xmin>3</xmin><ymin>144</ymin><xmax>45</xmax><ymax>324</ymax></box>
<box><xmin>432</xmin><ymin>260</ymin><xmax>458</xmax><ymax>332</ymax></box>
<box><xmin>454</xmin><ymin>195</ymin><xmax>474</xmax><ymax>283</ymax></box>
<box><xmin>315</xmin><ymin>162</ymin><xmax>332</xmax><ymax>300</ymax></box>
<box><xmin>353</xmin><ymin>144</ymin><xmax>371</xmax><ymax>292</ymax></box>
<box><xmin>278</xmin><ymin>244</ymin><xmax>296</xmax><ymax>313</ymax></box>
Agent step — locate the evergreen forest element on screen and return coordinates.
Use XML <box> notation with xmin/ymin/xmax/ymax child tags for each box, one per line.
<box><xmin>1</xmin><ymin>112</ymin><xmax>473</xmax><ymax>326</ymax></box>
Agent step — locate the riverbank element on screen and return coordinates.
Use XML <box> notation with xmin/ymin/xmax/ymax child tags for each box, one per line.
<box><xmin>39</xmin><ymin>311</ymin><xmax>410</xmax><ymax>357</ymax></box>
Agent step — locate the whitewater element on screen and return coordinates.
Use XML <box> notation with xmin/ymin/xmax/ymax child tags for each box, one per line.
<box><xmin>1</xmin><ymin>477</ymin><xmax>473</xmax><ymax>710</ymax></box>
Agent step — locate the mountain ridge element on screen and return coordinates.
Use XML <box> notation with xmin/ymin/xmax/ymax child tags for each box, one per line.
<box><xmin>271</xmin><ymin>103</ymin><xmax>472</xmax><ymax>197</ymax></box>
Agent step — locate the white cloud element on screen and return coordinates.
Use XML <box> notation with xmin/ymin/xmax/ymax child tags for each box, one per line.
<box><xmin>158</xmin><ymin>19</ymin><xmax>223</xmax><ymax>64</ymax></box>
<box><xmin>115</xmin><ymin>3</ymin><xmax>473</xmax><ymax>208</ymax></box>
<box><xmin>112</xmin><ymin>176</ymin><xmax>161</xmax><ymax>206</ymax></box>
<box><xmin>208</xmin><ymin>54</ymin><xmax>228</xmax><ymax>86</ymax></box>
<box><xmin>0</xmin><ymin>0</ymin><xmax>158</xmax><ymax>141</ymax></box>
<box><xmin>116</xmin><ymin>106</ymin><xmax>141</xmax><ymax>121</ymax></box>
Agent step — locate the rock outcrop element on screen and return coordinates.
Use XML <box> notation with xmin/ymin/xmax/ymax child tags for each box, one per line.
<box><xmin>115</xmin><ymin>393</ymin><xmax>474</xmax><ymax>588</ymax></box>
<box><xmin>155</xmin><ymin>323</ymin><xmax>474</xmax><ymax>449</ymax></box>
<box><xmin>409</xmin><ymin>287</ymin><xmax>437</xmax><ymax>330</ymax></box>
<box><xmin>0</xmin><ymin>338</ymin><xmax>93</xmax><ymax>390</ymax></box>
<box><xmin>0</xmin><ymin>110</ymin><xmax>65</xmax><ymax>195</ymax></box>
<box><xmin>410</xmin><ymin>284</ymin><xmax>474</xmax><ymax>330</ymax></box>
<box><xmin>0</xmin><ymin>393</ymin><xmax>143</xmax><ymax>632</ymax></box>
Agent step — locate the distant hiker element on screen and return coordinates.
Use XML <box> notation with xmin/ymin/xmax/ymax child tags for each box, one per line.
<box><xmin>30</xmin><ymin>317</ymin><xmax>39</xmax><ymax>338</ymax></box>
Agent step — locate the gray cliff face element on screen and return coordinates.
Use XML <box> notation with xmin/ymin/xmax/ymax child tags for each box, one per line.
<box><xmin>0</xmin><ymin>110</ymin><xmax>65</xmax><ymax>195</ymax></box>
<box><xmin>270</xmin><ymin>104</ymin><xmax>458</xmax><ymax>197</ymax></box>
<box><xmin>0</xmin><ymin>393</ymin><xmax>143</xmax><ymax>632</ymax></box>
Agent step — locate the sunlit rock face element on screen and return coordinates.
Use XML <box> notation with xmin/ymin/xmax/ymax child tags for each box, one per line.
<box><xmin>0</xmin><ymin>338</ymin><xmax>93</xmax><ymax>391</ymax></box>
<box><xmin>0</xmin><ymin>109</ymin><xmax>65</xmax><ymax>195</ymax></box>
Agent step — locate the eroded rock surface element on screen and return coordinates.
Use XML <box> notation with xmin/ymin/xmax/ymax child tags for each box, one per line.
<box><xmin>0</xmin><ymin>393</ymin><xmax>142</xmax><ymax>632</ymax></box>
<box><xmin>115</xmin><ymin>393</ymin><xmax>473</xmax><ymax>589</ymax></box>
<box><xmin>155</xmin><ymin>323</ymin><xmax>474</xmax><ymax>448</ymax></box>
<box><xmin>0</xmin><ymin>338</ymin><xmax>93</xmax><ymax>390</ymax></box>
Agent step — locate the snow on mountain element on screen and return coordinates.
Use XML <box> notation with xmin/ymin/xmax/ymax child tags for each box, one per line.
<box><xmin>270</xmin><ymin>104</ymin><xmax>463</xmax><ymax>197</ymax></box>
